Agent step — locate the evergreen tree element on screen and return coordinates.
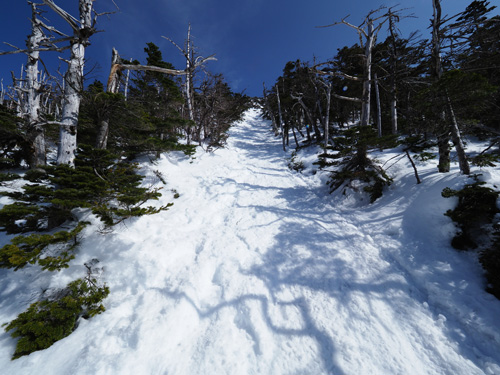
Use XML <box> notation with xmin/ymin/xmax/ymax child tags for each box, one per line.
<box><xmin>4</xmin><ymin>266</ymin><xmax>109</xmax><ymax>359</ymax></box>
<box><xmin>0</xmin><ymin>104</ymin><xmax>30</xmax><ymax>169</ymax></box>
<box><xmin>454</xmin><ymin>1</ymin><xmax>500</xmax><ymax>128</ymax></box>
<box><xmin>124</xmin><ymin>43</ymin><xmax>192</xmax><ymax>156</ymax></box>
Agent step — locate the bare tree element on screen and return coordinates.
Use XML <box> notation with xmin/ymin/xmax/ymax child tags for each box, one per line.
<box><xmin>0</xmin><ymin>2</ymin><xmax>71</xmax><ymax>167</ymax></box>
<box><xmin>319</xmin><ymin>8</ymin><xmax>389</xmax><ymax>127</ymax></box>
<box><xmin>431</xmin><ymin>0</ymin><xmax>470</xmax><ymax>175</ymax></box>
<box><xmin>0</xmin><ymin>79</ymin><xmax>4</xmax><ymax>105</ymax></box>
<box><xmin>262</xmin><ymin>82</ymin><xmax>279</xmax><ymax>136</ymax></box>
<box><xmin>162</xmin><ymin>24</ymin><xmax>216</xmax><ymax>144</ymax></box>
<box><xmin>24</xmin><ymin>3</ymin><xmax>46</xmax><ymax>167</ymax></box>
<box><xmin>387</xmin><ymin>9</ymin><xmax>400</xmax><ymax>135</ymax></box>
<box><xmin>374</xmin><ymin>72</ymin><xmax>382</xmax><ymax>137</ymax></box>
<box><xmin>41</xmin><ymin>0</ymin><xmax>98</xmax><ymax>165</ymax></box>
<box><xmin>276</xmin><ymin>82</ymin><xmax>286</xmax><ymax>150</ymax></box>
<box><xmin>95</xmin><ymin>47</ymin><xmax>189</xmax><ymax>149</ymax></box>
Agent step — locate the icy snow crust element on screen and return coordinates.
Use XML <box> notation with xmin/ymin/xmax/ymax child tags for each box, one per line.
<box><xmin>1</xmin><ymin>108</ymin><xmax>500</xmax><ymax>374</ymax></box>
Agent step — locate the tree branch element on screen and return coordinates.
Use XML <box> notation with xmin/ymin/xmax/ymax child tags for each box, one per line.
<box><xmin>310</xmin><ymin>66</ymin><xmax>362</xmax><ymax>81</ymax></box>
<box><xmin>118</xmin><ymin>63</ymin><xmax>188</xmax><ymax>76</ymax></box>
<box><xmin>332</xmin><ymin>93</ymin><xmax>362</xmax><ymax>103</ymax></box>
<box><xmin>161</xmin><ymin>35</ymin><xmax>189</xmax><ymax>60</ymax></box>
<box><xmin>194</xmin><ymin>54</ymin><xmax>217</xmax><ymax>68</ymax></box>
<box><xmin>41</xmin><ymin>0</ymin><xmax>80</xmax><ymax>32</ymax></box>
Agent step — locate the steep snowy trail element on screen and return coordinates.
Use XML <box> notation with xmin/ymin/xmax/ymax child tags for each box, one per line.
<box><xmin>1</xmin><ymin>109</ymin><xmax>500</xmax><ymax>374</ymax></box>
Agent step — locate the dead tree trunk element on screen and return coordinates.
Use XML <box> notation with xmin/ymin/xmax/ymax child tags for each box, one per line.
<box><xmin>431</xmin><ymin>0</ymin><xmax>450</xmax><ymax>173</ymax></box>
<box><xmin>95</xmin><ymin>48</ymin><xmax>120</xmax><ymax>149</ymax></box>
<box><xmin>316</xmin><ymin>8</ymin><xmax>389</xmax><ymax>168</ymax></box>
<box><xmin>388</xmin><ymin>10</ymin><xmax>399</xmax><ymax>135</ymax></box>
<box><xmin>431</xmin><ymin>0</ymin><xmax>470</xmax><ymax>174</ymax></box>
<box><xmin>124</xmin><ymin>58</ymin><xmax>132</xmax><ymax>101</ymax></box>
<box><xmin>320</xmin><ymin>12</ymin><xmax>387</xmax><ymax>126</ymax></box>
<box><xmin>0</xmin><ymin>79</ymin><xmax>4</xmax><ymax>105</ymax></box>
<box><xmin>447</xmin><ymin>92</ymin><xmax>470</xmax><ymax>175</ymax></box>
<box><xmin>162</xmin><ymin>26</ymin><xmax>216</xmax><ymax>144</ymax></box>
<box><xmin>263</xmin><ymin>82</ymin><xmax>279</xmax><ymax>135</ymax></box>
<box><xmin>97</xmin><ymin>47</ymin><xmax>189</xmax><ymax>149</ymax></box>
<box><xmin>185</xmin><ymin>24</ymin><xmax>195</xmax><ymax>127</ymax></box>
<box><xmin>25</xmin><ymin>4</ymin><xmax>46</xmax><ymax>167</ymax></box>
<box><xmin>0</xmin><ymin>3</ymin><xmax>72</xmax><ymax>166</ymax></box>
<box><xmin>291</xmin><ymin>93</ymin><xmax>321</xmax><ymax>142</ymax></box>
<box><xmin>41</xmin><ymin>0</ymin><xmax>96</xmax><ymax>165</ymax></box>
<box><xmin>57</xmin><ymin>41</ymin><xmax>85</xmax><ymax>165</ymax></box>
<box><xmin>374</xmin><ymin>73</ymin><xmax>382</xmax><ymax>137</ymax></box>
<box><xmin>276</xmin><ymin>83</ymin><xmax>285</xmax><ymax>151</ymax></box>
<box><xmin>319</xmin><ymin>80</ymin><xmax>332</xmax><ymax>146</ymax></box>
<box><xmin>360</xmin><ymin>18</ymin><xmax>375</xmax><ymax>127</ymax></box>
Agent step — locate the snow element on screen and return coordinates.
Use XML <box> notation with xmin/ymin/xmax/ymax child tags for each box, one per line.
<box><xmin>1</xmin><ymin>108</ymin><xmax>500</xmax><ymax>374</ymax></box>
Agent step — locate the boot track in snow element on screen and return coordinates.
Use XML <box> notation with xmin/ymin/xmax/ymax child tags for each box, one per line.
<box><xmin>1</xmin><ymin>108</ymin><xmax>499</xmax><ymax>375</ymax></box>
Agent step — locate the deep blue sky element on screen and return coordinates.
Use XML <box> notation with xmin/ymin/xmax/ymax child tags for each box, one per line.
<box><xmin>0</xmin><ymin>0</ymin><xmax>497</xmax><ymax>97</ymax></box>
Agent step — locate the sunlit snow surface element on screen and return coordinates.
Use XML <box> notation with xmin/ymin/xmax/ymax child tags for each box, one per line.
<box><xmin>1</xmin><ymin>108</ymin><xmax>500</xmax><ymax>374</ymax></box>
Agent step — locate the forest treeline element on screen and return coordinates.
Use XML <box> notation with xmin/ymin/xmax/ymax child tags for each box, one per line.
<box><xmin>0</xmin><ymin>1</ymin><xmax>251</xmax><ymax>169</ymax></box>
<box><xmin>261</xmin><ymin>1</ymin><xmax>500</xmax><ymax>300</ymax></box>
<box><xmin>262</xmin><ymin>0</ymin><xmax>499</xmax><ymax>172</ymax></box>
<box><xmin>0</xmin><ymin>0</ymin><xmax>250</xmax><ymax>360</ymax></box>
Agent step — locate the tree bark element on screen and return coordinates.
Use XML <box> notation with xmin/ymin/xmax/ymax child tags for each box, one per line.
<box><xmin>446</xmin><ymin>93</ymin><xmax>470</xmax><ymax>175</ymax></box>
<box><xmin>42</xmin><ymin>0</ymin><xmax>95</xmax><ymax>165</ymax></box>
<box><xmin>57</xmin><ymin>40</ymin><xmax>84</xmax><ymax>165</ymax></box>
<box><xmin>374</xmin><ymin>73</ymin><xmax>382</xmax><ymax>137</ymax></box>
<box><xmin>25</xmin><ymin>4</ymin><xmax>46</xmax><ymax>167</ymax></box>
<box><xmin>263</xmin><ymin>82</ymin><xmax>279</xmax><ymax>135</ymax></box>
<box><xmin>276</xmin><ymin>83</ymin><xmax>285</xmax><ymax>150</ymax></box>
<box><xmin>390</xmin><ymin>96</ymin><xmax>397</xmax><ymax>135</ymax></box>
<box><xmin>162</xmin><ymin>27</ymin><xmax>216</xmax><ymax>145</ymax></box>
<box><xmin>360</xmin><ymin>18</ymin><xmax>375</xmax><ymax>127</ymax></box>
<box><xmin>324</xmin><ymin>83</ymin><xmax>331</xmax><ymax>146</ymax></box>
<box><xmin>97</xmin><ymin>48</ymin><xmax>188</xmax><ymax>149</ymax></box>
<box><xmin>0</xmin><ymin>79</ymin><xmax>4</xmax><ymax>105</ymax></box>
<box><xmin>431</xmin><ymin>0</ymin><xmax>470</xmax><ymax>175</ymax></box>
<box><xmin>292</xmin><ymin>93</ymin><xmax>320</xmax><ymax>141</ymax></box>
<box><xmin>405</xmin><ymin>150</ymin><xmax>421</xmax><ymax>184</ymax></box>
<box><xmin>437</xmin><ymin>132</ymin><xmax>451</xmax><ymax>172</ymax></box>
<box><xmin>388</xmin><ymin>12</ymin><xmax>399</xmax><ymax>134</ymax></box>
<box><xmin>432</xmin><ymin>0</ymin><xmax>451</xmax><ymax>173</ymax></box>
<box><xmin>185</xmin><ymin>25</ymin><xmax>195</xmax><ymax>125</ymax></box>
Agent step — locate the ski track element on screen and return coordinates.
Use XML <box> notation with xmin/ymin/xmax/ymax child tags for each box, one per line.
<box><xmin>1</xmin><ymin>108</ymin><xmax>500</xmax><ymax>375</ymax></box>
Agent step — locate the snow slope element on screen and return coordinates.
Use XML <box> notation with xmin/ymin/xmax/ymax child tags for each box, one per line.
<box><xmin>1</xmin><ymin>108</ymin><xmax>500</xmax><ymax>374</ymax></box>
